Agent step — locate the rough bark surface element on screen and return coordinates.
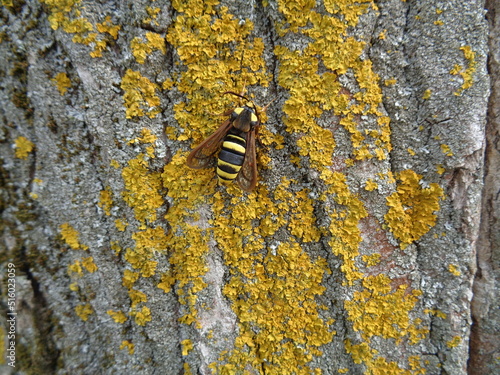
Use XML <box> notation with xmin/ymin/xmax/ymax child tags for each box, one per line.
<box><xmin>0</xmin><ymin>1</ymin><xmax>496</xmax><ymax>374</ymax></box>
<box><xmin>469</xmin><ymin>0</ymin><xmax>500</xmax><ymax>373</ymax></box>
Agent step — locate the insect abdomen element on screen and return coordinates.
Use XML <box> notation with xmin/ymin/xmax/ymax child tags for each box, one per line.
<box><xmin>217</xmin><ymin>133</ymin><xmax>246</xmax><ymax>181</ymax></box>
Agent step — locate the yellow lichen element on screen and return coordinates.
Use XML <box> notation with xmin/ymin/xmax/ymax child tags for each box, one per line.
<box><xmin>145</xmin><ymin>6</ymin><xmax>161</xmax><ymax>25</ymax></box>
<box><xmin>345</xmin><ymin>275</ymin><xmax>426</xmax><ymax>342</ymax></box>
<box><xmin>448</xmin><ymin>264</ymin><xmax>461</xmax><ymax>276</ymax></box>
<box><xmin>440</xmin><ymin>144</ymin><xmax>453</xmax><ymax>157</ymax></box>
<box><xmin>120</xmin><ymin>340</ymin><xmax>135</xmax><ymax>354</ymax></box>
<box><xmin>96</xmin><ymin>15</ymin><xmax>120</xmax><ymax>39</ymax></box>
<box><xmin>181</xmin><ymin>339</ymin><xmax>193</xmax><ymax>356</ymax></box>
<box><xmin>115</xmin><ymin>219</ymin><xmax>127</xmax><ymax>232</ymax></box>
<box><xmin>110</xmin><ymin>241</ymin><xmax>121</xmax><ymax>255</ymax></box>
<box><xmin>384</xmin><ymin>170</ymin><xmax>444</xmax><ymax>249</ymax></box>
<box><xmin>451</xmin><ymin>46</ymin><xmax>477</xmax><ymax>96</ymax></box>
<box><xmin>75</xmin><ymin>303</ymin><xmax>93</xmax><ymax>321</ymax></box>
<box><xmin>384</xmin><ymin>78</ymin><xmax>397</xmax><ymax>86</ymax></box>
<box><xmin>14</xmin><ymin>136</ymin><xmax>34</xmax><ymax>160</ymax></box>
<box><xmin>130</xmin><ymin>306</ymin><xmax>151</xmax><ymax>326</ymax></box>
<box><xmin>98</xmin><ymin>187</ymin><xmax>113</xmax><ymax>216</ymax></box>
<box><xmin>156</xmin><ymin>0</ymin><xmax>438</xmax><ymax>373</ymax></box>
<box><xmin>60</xmin><ymin>223</ymin><xmax>88</xmax><ymax>250</ymax></box>
<box><xmin>67</xmin><ymin>260</ymin><xmax>83</xmax><ymax>276</ymax></box>
<box><xmin>52</xmin><ymin>72</ymin><xmax>71</xmax><ymax>95</ymax></box>
<box><xmin>107</xmin><ymin>310</ymin><xmax>128</xmax><ymax>324</ymax></box>
<box><xmin>436</xmin><ymin>164</ymin><xmax>445</xmax><ymax>175</ymax></box>
<box><xmin>365</xmin><ymin>179</ymin><xmax>378</xmax><ymax>191</ymax></box>
<box><xmin>81</xmin><ymin>257</ymin><xmax>98</xmax><ymax>273</ymax></box>
<box><xmin>40</xmin><ymin>1</ymin><xmax>120</xmax><ymax>57</ymax></box>
<box><xmin>362</xmin><ymin>253</ymin><xmax>381</xmax><ymax>267</ymax></box>
<box><xmin>157</xmin><ymin>271</ymin><xmax>175</xmax><ymax>293</ymax></box>
<box><xmin>124</xmin><ymin>227</ymin><xmax>168</xmax><ymax>277</ymax></box>
<box><xmin>446</xmin><ymin>336</ymin><xmax>461</xmax><ymax>348</ymax></box>
<box><xmin>129</xmin><ymin>289</ymin><xmax>147</xmax><ymax>308</ymax></box>
<box><xmin>122</xmin><ymin>269</ymin><xmax>140</xmax><ymax>289</ymax></box>
<box><xmin>120</xmin><ymin>69</ymin><xmax>161</xmax><ymax>119</ymax></box>
<box><xmin>131</xmin><ymin>32</ymin><xmax>166</xmax><ymax>64</ymax></box>
<box><xmin>425</xmin><ymin>309</ymin><xmax>447</xmax><ymax>319</ymax></box>
<box><xmin>121</xmin><ymin>153</ymin><xmax>163</xmax><ymax>225</ymax></box>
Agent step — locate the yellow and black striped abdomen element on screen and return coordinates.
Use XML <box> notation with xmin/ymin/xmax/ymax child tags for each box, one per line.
<box><xmin>217</xmin><ymin>133</ymin><xmax>247</xmax><ymax>181</ymax></box>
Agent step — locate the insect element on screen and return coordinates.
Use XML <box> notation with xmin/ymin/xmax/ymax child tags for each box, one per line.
<box><xmin>186</xmin><ymin>92</ymin><xmax>269</xmax><ymax>192</ymax></box>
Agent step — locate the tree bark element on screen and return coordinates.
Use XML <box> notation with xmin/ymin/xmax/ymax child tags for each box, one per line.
<box><xmin>0</xmin><ymin>0</ymin><xmax>496</xmax><ymax>374</ymax></box>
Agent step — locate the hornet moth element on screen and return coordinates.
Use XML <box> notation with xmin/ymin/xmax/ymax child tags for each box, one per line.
<box><xmin>186</xmin><ymin>92</ymin><xmax>271</xmax><ymax>192</ymax></box>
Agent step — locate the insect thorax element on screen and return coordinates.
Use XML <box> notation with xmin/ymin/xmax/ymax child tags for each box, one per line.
<box><xmin>232</xmin><ymin>106</ymin><xmax>258</xmax><ymax>133</ymax></box>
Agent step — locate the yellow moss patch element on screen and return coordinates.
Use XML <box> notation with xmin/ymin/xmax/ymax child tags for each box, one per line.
<box><xmin>184</xmin><ymin>362</ymin><xmax>193</xmax><ymax>375</ymax></box>
<box><xmin>321</xmin><ymin>170</ymin><xmax>367</xmax><ymax>284</ymax></box>
<box><xmin>409</xmin><ymin>356</ymin><xmax>426</xmax><ymax>375</ymax></box>
<box><xmin>14</xmin><ymin>136</ymin><xmax>34</xmax><ymax>159</ymax></box>
<box><xmin>384</xmin><ymin>170</ymin><xmax>444</xmax><ymax>249</ymax></box>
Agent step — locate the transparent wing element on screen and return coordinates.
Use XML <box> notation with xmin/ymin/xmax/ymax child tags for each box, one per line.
<box><xmin>236</xmin><ymin>128</ymin><xmax>258</xmax><ymax>192</ymax></box>
<box><xmin>186</xmin><ymin>120</ymin><xmax>233</xmax><ymax>169</ymax></box>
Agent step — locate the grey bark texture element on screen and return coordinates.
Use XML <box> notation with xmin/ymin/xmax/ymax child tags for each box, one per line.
<box><xmin>0</xmin><ymin>0</ymin><xmax>497</xmax><ymax>374</ymax></box>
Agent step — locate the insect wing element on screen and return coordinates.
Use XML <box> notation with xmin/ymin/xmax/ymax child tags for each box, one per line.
<box><xmin>186</xmin><ymin>120</ymin><xmax>233</xmax><ymax>169</ymax></box>
<box><xmin>236</xmin><ymin>128</ymin><xmax>258</xmax><ymax>192</ymax></box>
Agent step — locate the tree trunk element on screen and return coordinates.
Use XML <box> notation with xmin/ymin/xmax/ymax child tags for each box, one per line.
<box><xmin>0</xmin><ymin>0</ymin><xmax>497</xmax><ymax>374</ymax></box>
